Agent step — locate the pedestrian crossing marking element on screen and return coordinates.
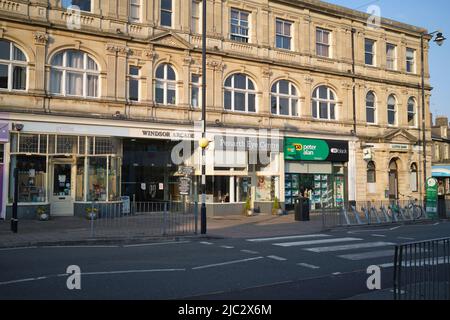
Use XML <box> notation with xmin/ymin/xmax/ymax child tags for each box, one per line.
<box><xmin>267</xmin><ymin>255</ymin><xmax>287</xmax><ymax>261</ymax></box>
<box><xmin>273</xmin><ymin>237</ymin><xmax>362</xmax><ymax>247</ymax></box>
<box><xmin>247</xmin><ymin>234</ymin><xmax>331</xmax><ymax>243</ymax></box>
<box><xmin>297</xmin><ymin>263</ymin><xmax>320</xmax><ymax>269</ymax></box>
<box><xmin>305</xmin><ymin>241</ymin><xmax>395</xmax><ymax>253</ymax></box>
<box><xmin>338</xmin><ymin>249</ymin><xmax>395</xmax><ymax>261</ymax></box>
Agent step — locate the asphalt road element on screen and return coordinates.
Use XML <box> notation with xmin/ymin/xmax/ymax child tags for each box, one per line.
<box><xmin>0</xmin><ymin>221</ymin><xmax>449</xmax><ymax>300</ymax></box>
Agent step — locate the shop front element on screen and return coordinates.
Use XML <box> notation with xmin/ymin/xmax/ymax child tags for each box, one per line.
<box><xmin>7</xmin><ymin>132</ymin><xmax>122</xmax><ymax>219</ymax></box>
<box><xmin>432</xmin><ymin>165</ymin><xmax>450</xmax><ymax>199</ymax></box>
<box><xmin>0</xmin><ymin>122</ymin><xmax>8</xmax><ymax>219</ymax></box>
<box><xmin>203</xmin><ymin>134</ymin><xmax>282</xmax><ymax>216</ymax></box>
<box><xmin>284</xmin><ymin>137</ymin><xmax>349</xmax><ymax>211</ymax></box>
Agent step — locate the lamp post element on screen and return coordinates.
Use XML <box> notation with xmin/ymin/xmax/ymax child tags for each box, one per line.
<box><xmin>200</xmin><ymin>0</ymin><xmax>207</xmax><ymax>235</ymax></box>
<box><xmin>420</xmin><ymin>31</ymin><xmax>446</xmax><ymax>195</ymax></box>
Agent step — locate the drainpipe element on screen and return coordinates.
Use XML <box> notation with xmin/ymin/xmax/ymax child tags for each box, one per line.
<box><xmin>351</xmin><ymin>28</ymin><xmax>357</xmax><ymax>136</ymax></box>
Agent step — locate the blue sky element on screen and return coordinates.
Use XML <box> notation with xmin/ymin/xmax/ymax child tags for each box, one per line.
<box><xmin>324</xmin><ymin>0</ymin><xmax>450</xmax><ymax>121</ymax></box>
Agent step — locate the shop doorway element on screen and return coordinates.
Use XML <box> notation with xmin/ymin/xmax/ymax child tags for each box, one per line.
<box><xmin>389</xmin><ymin>159</ymin><xmax>399</xmax><ymax>200</ymax></box>
<box><xmin>50</xmin><ymin>161</ymin><xmax>75</xmax><ymax>216</ymax></box>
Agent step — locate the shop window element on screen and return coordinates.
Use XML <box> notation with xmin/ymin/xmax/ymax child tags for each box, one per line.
<box><xmin>0</xmin><ymin>39</ymin><xmax>27</xmax><ymax>91</ymax></box>
<box><xmin>237</xmin><ymin>177</ymin><xmax>251</xmax><ymax>202</ymax></box>
<box><xmin>9</xmin><ymin>155</ymin><xmax>47</xmax><ymax>203</ymax></box>
<box><xmin>256</xmin><ymin>176</ymin><xmax>277</xmax><ymax>202</ymax></box>
<box><xmin>76</xmin><ymin>157</ymin><xmax>85</xmax><ymax>201</ymax></box>
<box><xmin>367</xmin><ymin>161</ymin><xmax>376</xmax><ymax>183</ymax></box>
<box><xmin>88</xmin><ymin>157</ymin><xmax>107</xmax><ymax>201</ymax></box>
<box><xmin>410</xmin><ymin>163</ymin><xmax>418</xmax><ymax>192</ymax></box>
<box><xmin>109</xmin><ymin>157</ymin><xmax>121</xmax><ymax>201</ymax></box>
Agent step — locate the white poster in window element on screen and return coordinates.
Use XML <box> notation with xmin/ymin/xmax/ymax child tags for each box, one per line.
<box><xmin>29</xmin><ymin>169</ymin><xmax>35</xmax><ymax>177</ymax></box>
<box><xmin>58</xmin><ymin>175</ymin><xmax>66</xmax><ymax>183</ymax></box>
<box><xmin>141</xmin><ymin>183</ymin><xmax>146</xmax><ymax>190</ymax></box>
<box><xmin>159</xmin><ymin>183</ymin><xmax>164</xmax><ymax>190</ymax></box>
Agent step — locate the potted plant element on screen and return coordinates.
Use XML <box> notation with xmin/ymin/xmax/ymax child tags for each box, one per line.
<box><xmin>244</xmin><ymin>198</ymin><xmax>253</xmax><ymax>217</ymax></box>
<box><xmin>36</xmin><ymin>206</ymin><xmax>50</xmax><ymax>221</ymax></box>
<box><xmin>272</xmin><ymin>197</ymin><xmax>283</xmax><ymax>216</ymax></box>
<box><xmin>85</xmin><ymin>206</ymin><xmax>99</xmax><ymax>220</ymax></box>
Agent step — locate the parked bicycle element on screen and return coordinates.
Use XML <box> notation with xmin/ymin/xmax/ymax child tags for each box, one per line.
<box><xmin>404</xmin><ymin>196</ymin><xmax>424</xmax><ymax>220</ymax></box>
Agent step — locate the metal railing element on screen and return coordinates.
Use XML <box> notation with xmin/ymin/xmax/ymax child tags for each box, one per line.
<box><xmin>394</xmin><ymin>237</ymin><xmax>450</xmax><ymax>300</ymax></box>
<box><xmin>322</xmin><ymin>200</ymin><xmax>435</xmax><ymax>229</ymax></box>
<box><xmin>88</xmin><ymin>201</ymin><xmax>198</xmax><ymax>238</ymax></box>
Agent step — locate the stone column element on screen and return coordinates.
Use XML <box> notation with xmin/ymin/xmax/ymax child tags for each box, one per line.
<box><xmin>259</xmin><ymin>68</ymin><xmax>271</xmax><ymax>116</ymax></box>
<box><xmin>116</xmin><ymin>46</ymin><xmax>129</xmax><ymax>101</ymax></box>
<box><xmin>105</xmin><ymin>45</ymin><xmax>118</xmax><ymax>100</ymax></box>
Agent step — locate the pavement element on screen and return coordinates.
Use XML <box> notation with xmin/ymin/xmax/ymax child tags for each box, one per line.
<box><xmin>0</xmin><ymin>212</ymin><xmax>325</xmax><ymax>248</ymax></box>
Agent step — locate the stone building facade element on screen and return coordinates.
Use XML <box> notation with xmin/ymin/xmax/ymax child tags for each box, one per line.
<box><xmin>0</xmin><ymin>0</ymin><xmax>432</xmax><ymax>218</ymax></box>
<box><xmin>431</xmin><ymin>116</ymin><xmax>450</xmax><ymax>198</ymax></box>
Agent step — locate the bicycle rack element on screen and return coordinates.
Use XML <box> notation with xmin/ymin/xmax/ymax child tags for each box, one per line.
<box><xmin>380</xmin><ymin>205</ymin><xmax>392</xmax><ymax>223</ymax></box>
<box><xmin>370</xmin><ymin>206</ymin><xmax>382</xmax><ymax>224</ymax></box>
<box><xmin>351</xmin><ymin>206</ymin><xmax>364</xmax><ymax>225</ymax></box>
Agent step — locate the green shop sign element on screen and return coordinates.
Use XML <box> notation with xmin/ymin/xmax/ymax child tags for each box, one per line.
<box><xmin>284</xmin><ymin>138</ymin><xmax>349</xmax><ymax>162</ymax></box>
<box><xmin>426</xmin><ymin>177</ymin><xmax>438</xmax><ymax>219</ymax></box>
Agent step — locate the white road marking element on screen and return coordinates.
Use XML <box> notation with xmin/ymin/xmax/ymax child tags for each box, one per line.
<box><xmin>0</xmin><ymin>246</ymin><xmax>38</xmax><ymax>251</ymax></box>
<box><xmin>397</xmin><ymin>237</ymin><xmax>415</xmax><ymax>241</ymax></box>
<box><xmin>297</xmin><ymin>263</ymin><xmax>320</xmax><ymax>269</ymax></box>
<box><xmin>305</xmin><ymin>241</ymin><xmax>395</xmax><ymax>253</ymax></box>
<box><xmin>200</xmin><ymin>241</ymin><xmax>213</xmax><ymax>245</ymax></box>
<box><xmin>241</xmin><ymin>249</ymin><xmax>259</xmax><ymax>254</ymax></box>
<box><xmin>220</xmin><ymin>246</ymin><xmax>234</xmax><ymax>249</ymax></box>
<box><xmin>332</xmin><ymin>272</ymin><xmax>342</xmax><ymax>275</ymax></box>
<box><xmin>338</xmin><ymin>249</ymin><xmax>394</xmax><ymax>261</ymax></box>
<box><xmin>267</xmin><ymin>255</ymin><xmax>287</xmax><ymax>261</ymax></box>
<box><xmin>380</xmin><ymin>256</ymin><xmax>448</xmax><ymax>269</ymax></box>
<box><xmin>247</xmin><ymin>234</ymin><xmax>331</xmax><ymax>242</ymax></box>
<box><xmin>390</xmin><ymin>226</ymin><xmax>402</xmax><ymax>231</ymax></box>
<box><xmin>192</xmin><ymin>257</ymin><xmax>264</xmax><ymax>270</ymax></box>
<box><xmin>433</xmin><ymin>222</ymin><xmax>440</xmax><ymax>226</ymax></box>
<box><xmin>274</xmin><ymin>237</ymin><xmax>362</xmax><ymax>248</ymax></box>
<box><xmin>123</xmin><ymin>241</ymin><xmax>190</xmax><ymax>248</ymax></box>
<box><xmin>371</xmin><ymin>234</ymin><xmax>386</xmax><ymax>238</ymax></box>
<box><xmin>82</xmin><ymin>269</ymin><xmax>186</xmax><ymax>276</ymax></box>
<box><xmin>0</xmin><ymin>269</ymin><xmax>185</xmax><ymax>286</ymax></box>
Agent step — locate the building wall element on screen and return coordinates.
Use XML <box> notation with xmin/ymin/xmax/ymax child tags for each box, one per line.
<box><xmin>0</xmin><ymin>0</ymin><xmax>433</xmax><ymax>204</ymax></box>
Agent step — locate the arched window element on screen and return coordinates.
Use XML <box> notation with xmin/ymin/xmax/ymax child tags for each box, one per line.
<box><xmin>410</xmin><ymin>163</ymin><xmax>418</xmax><ymax>192</ymax></box>
<box><xmin>50</xmin><ymin>50</ymin><xmax>99</xmax><ymax>98</ymax></box>
<box><xmin>407</xmin><ymin>97</ymin><xmax>417</xmax><ymax>127</ymax></box>
<box><xmin>366</xmin><ymin>91</ymin><xmax>376</xmax><ymax>124</ymax></box>
<box><xmin>0</xmin><ymin>39</ymin><xmax>27</xmax><ymax>91</ymax></box>
<box><xmin>312</xmin><ymin>86</ymin><xmax>336</xmax><ymax>120</ymax></box>
<box><xmin>224</xmin><ymin>73</ymin><xmax>256</xmax><ymax>113</ymax></box>
<box><xmin>271</xmin><ymin>80</ymin><xmax>298</xmax><ymax>116</ymax></box>
<box><xmin>367</xmin><ymin>161</ymin><xmax>376</xmax><ymax>183</ymax></box>
<box><xmin>155</xmin><ymin>63</ymin><xmax>176</xmax><ymax>105</ymax></box>
<box><xmin>387</xmin><ymin>95</ymin><xmax>397</xmax><ymax>125</ymax></box>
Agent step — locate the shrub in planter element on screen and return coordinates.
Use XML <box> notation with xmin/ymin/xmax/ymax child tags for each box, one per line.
<box><xmin>244</xmin><ymin>198</ymin><xmax>253</xmax><ymax>216</ymax></box>
<box><xmin>37</xmin><ymin>206</ymin><xmax>50</xmax><ymax>221</ymax></box>
<box><xmin>272</xmin><ymin>197</ymin><xmax>283</xmax><ymax>216</ymax></box>
<box><xmin>85</xmin><ymin>206</ymin><xmax>99</xmax><ymax>220</ymax></box>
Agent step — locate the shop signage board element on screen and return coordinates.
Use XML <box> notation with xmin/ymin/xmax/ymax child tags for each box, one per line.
<box><xmin>284</xmin><ymin>138</ymin><xmax>349</xmax><ymax>162</ymax></box>
<box><xmin>179</xmin><ymin>177</ymin><xmax>191</xmax><ymax>195</ymax></box>
<box><xmin>426</xmin><ymin>177</ymin><xmax>438</xmax><ymax>219</ymax></box>
<box><xmin>0</xmin><ymin>122</ymin><xmax>9</xmax><ymax>143</ymax></box>
<box><xmin>214</xmin><ymin>135</ymin><xmax>282</xmax><ymax>152</ymax></box>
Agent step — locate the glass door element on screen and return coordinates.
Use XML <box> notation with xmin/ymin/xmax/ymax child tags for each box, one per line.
<box><xmin>51</xmin><ymin>162</ymin><xmax>74</xmax><ymax>216</ymax></box>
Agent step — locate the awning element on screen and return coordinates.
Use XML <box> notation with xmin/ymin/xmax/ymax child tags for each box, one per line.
<box><xmin>432</xmin><ymin>166</ymin><xmax>450</xmax><ymax>178</ymax></box>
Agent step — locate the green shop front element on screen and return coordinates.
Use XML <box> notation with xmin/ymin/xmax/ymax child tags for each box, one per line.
<box><xmin>284</xmin><ymin>137</ymin><xmax>349</xmax><ymax>211</ymax></box>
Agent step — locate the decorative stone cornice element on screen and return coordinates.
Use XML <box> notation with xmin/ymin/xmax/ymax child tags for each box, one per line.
<box><xmin>106</xmin><ymin>44</ymin><xmax>131</xmax><ymax>55</ymax></box>
<box><xmin>33</xmin><ymin>32</ymin><xmax>48</xmax><ymax>45</ymax></box>
<box><xmin>207</xmin><ymin>60</ymin><xmax>226</xmax><ymax>71</ymax></box>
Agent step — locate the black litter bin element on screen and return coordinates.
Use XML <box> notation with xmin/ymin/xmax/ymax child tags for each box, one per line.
<box><xmin>295</xmin><ymin>197</ymin><xmax>310</xmax><ymax>221</ymax></box>
<box><xmin>438</xmin><ymin>195</ymin><xmax>446</xmax><ymax>219</ymax></box>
